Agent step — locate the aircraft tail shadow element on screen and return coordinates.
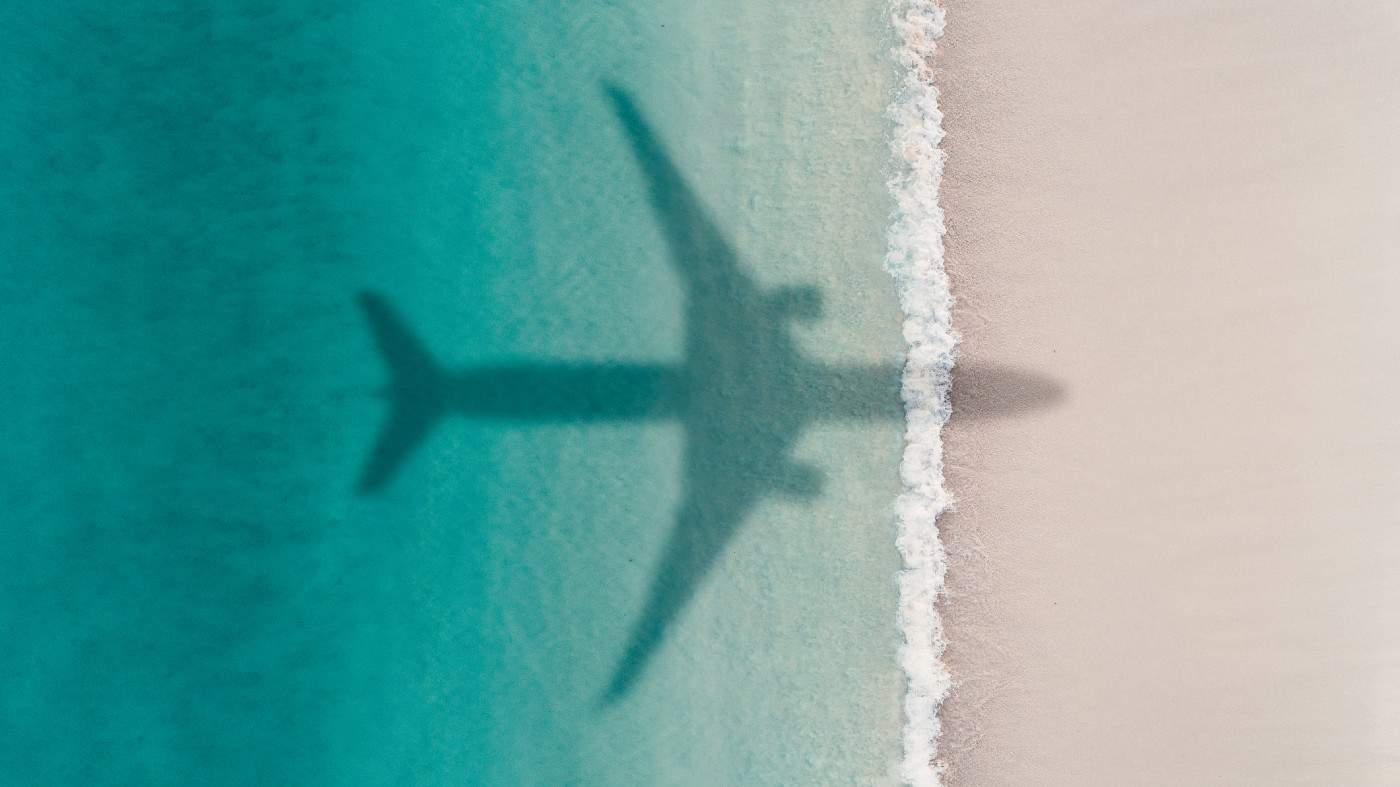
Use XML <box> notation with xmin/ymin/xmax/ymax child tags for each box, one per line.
<box><xmin>355</xmin><ymin>292</ymin><xmax>450</xmax><ymax>494</ymax></box>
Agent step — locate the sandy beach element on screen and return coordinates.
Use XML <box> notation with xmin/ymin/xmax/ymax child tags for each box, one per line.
<box><xmin>936</xmin><ymin>2</ymin><xmax>1400</xmax><ymax>783</ymax></box>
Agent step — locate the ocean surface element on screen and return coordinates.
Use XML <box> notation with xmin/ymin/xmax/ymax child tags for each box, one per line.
<box><xmin>1</xmin><ymin>2</ymin><xmax>947</xmax><ymax>784</ymax></box>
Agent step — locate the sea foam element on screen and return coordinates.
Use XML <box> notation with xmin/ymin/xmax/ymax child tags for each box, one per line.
<box><xmin>885</xmin><ymin>2</ymin><xmax>954</xmax><ymax>785</ymax></box>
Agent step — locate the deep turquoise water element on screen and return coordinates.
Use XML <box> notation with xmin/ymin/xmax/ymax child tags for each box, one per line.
<box><xmin>1</xmin><ymin>2</ymin><xmax>907</xmax><ymax>783</ymax></box>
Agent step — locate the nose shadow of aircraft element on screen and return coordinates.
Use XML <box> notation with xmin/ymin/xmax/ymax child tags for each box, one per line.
<box><xmin>353</xmin><ymin>84</ymin><xmax>1063</xmax><ymax>705</ymax></box>
<box><xmin>950</xmin><ymin>364</ymin><xmax>1065</xmax><ymax>420</ymax></box>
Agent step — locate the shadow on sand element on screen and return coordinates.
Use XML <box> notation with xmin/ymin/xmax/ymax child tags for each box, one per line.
<box><xmin>353</xmin><ymin>84</ymin><xmax>1064</xmax><ymax>705</ymax></box>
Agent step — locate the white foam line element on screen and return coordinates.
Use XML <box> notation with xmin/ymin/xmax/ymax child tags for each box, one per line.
<box><xmin>885</xmin><ymin>2</ymin><xmax>955</xmax><ymax>785</ymax></box>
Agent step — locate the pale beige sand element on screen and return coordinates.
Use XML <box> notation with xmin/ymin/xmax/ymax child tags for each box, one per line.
<box><xmin>935</xmin><ymin>2</ymin><xmax>1400</xmax><ymax>784</ymax></box>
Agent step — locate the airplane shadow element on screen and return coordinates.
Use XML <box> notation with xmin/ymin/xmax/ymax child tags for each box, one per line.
<box><xmin>352</xmin><ymin>84</ymin><xmax>1064</xmax><ymax>707</ymax></box>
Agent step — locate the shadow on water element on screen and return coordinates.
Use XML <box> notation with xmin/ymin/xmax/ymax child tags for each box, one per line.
<box><xmin>353</xmin><ymin>84</ymin><xmax>1064</xmax><ymax>705</ymax></box>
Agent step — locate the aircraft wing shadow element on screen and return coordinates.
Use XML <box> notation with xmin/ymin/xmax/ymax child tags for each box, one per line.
<box><xmin>603</xmin><ymin>84</ymin><xmax>751</xmax><ymax>306</ymax></box>
<box><xmin>600</xmin><ymin>85</ymin><xmax>813</xmax><ymax>703</ymax></box>
<box><xmin>602</xmin><ymin>488</ymin><xmax>759</xmax><ymax>702</ymax></box>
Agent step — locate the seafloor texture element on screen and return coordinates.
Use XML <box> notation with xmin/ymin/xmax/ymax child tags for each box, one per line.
<box><xmin>0</xmin><ymin>3</ymin><xmax>912</xmax><ymax>784</ymax></box>
<box><xmin>936</xmin><ymin>2</ymin><xmax>1400</xmax><ymax>785</ymax></box>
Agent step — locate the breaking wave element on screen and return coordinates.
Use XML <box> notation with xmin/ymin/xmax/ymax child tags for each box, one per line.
<box><xmin>885</xmin><ymin>2</ymin><xmax>955</xmax><ymax>785</ymax></box>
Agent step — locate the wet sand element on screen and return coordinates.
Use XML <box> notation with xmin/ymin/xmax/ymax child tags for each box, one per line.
<box><xmin>936</xmin><ymin>2</ymin><xmax>1400</xmax><ymax>784</ymax></box>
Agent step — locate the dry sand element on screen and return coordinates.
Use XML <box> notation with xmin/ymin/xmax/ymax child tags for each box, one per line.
<box><xmin>935</xmin><ymin>2</ymin><xmax>1400</xmax><ymax>784</ymax></box>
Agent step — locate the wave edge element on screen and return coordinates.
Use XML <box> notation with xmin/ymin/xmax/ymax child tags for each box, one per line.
<box><xmin>885</xmin><ymin>2</ymin><xmax>955</xmax><ymax>785</ymax></box>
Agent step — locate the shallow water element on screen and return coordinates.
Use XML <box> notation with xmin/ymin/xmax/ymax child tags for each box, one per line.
<box><xmin>1</xmin><ymin>2</ymin><xmax>911</xmax><ymax>783</ymax></box>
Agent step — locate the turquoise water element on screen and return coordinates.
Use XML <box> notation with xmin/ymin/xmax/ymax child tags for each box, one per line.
<box><xmin>1</xmin><ymin>2</ymin><xmax>908</xmax><ymax>783</ymax></box>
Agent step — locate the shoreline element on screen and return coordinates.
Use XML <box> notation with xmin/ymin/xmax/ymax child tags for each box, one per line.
<box><xmin>885</xmin><ymin>1</ymin><xmax>955</xmax><ymax>784</ymax></box>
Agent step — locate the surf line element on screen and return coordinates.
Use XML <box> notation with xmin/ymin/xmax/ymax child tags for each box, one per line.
<box><xmin>885</xmin><ymin>2</ymin><xmax>955</xmax><ymax>785</ymax></box>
